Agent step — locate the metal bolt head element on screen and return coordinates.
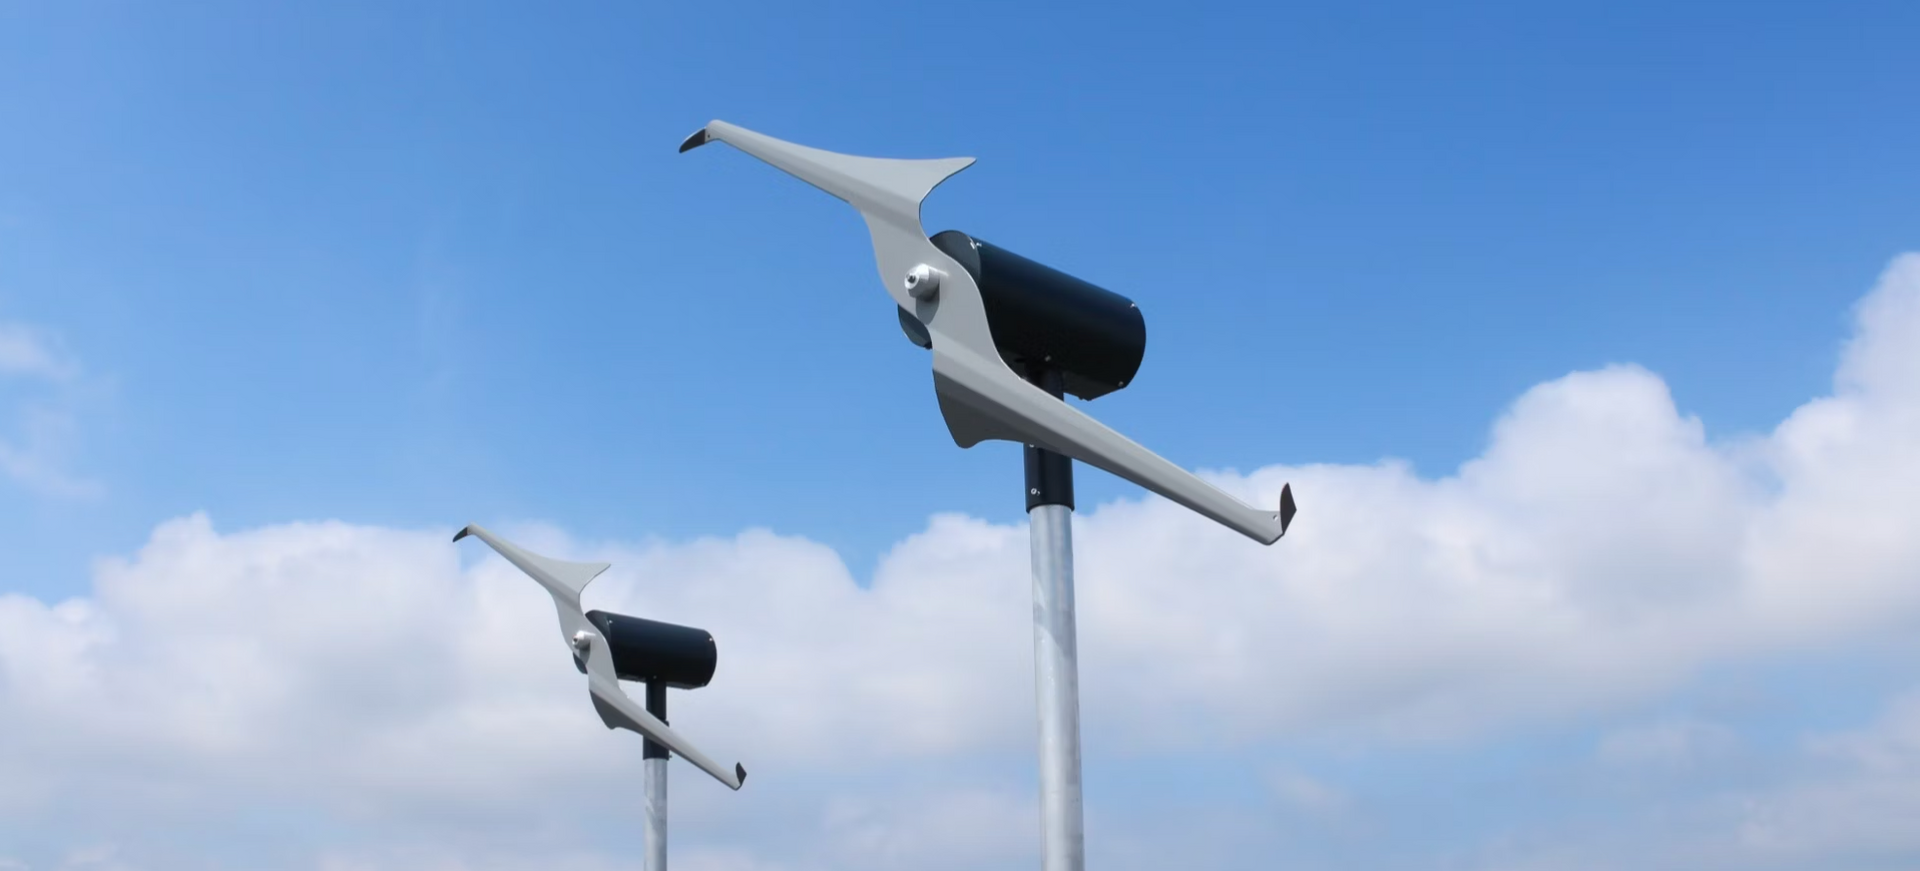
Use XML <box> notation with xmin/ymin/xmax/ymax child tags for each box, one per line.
<box><xmin>904</xmin><ymin>264</ymin><xmax>943</xmax><ymax>301</ymax></box>
<box><xmin>570</xmin><ymin>630</ymin><xmax>593</xmax><ymax>656</ymax></box>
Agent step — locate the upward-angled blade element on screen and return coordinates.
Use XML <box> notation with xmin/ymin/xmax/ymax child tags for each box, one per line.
<box><xmin>454</xmin><ymin>524</ymin><xmax>607</xmax><ymax>622</ymax></box>
<box><xmin>454</xmin><ymin>524</ymin><xmax>747</xmax><ymax>790</ymax></box>
<box><xmin>679</xmin><ymin>120</ymin><xmax>993</xmax><ymax>353</ymax></box>
<box><xmin>679</xmin><ymin>120</ymin><xmax>974</xmax><ymax>244</ymax></box>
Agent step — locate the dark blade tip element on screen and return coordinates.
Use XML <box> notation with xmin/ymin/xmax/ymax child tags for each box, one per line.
<box><xmin>735</xmin><ymin>763</ymin><xmax>748</xmax><ymax>786</ymax></box>
<box><xmin>452</xmin><ymin>525</ymin><xmax>473</xmax><ymax>542</ymax></box>
<box><xmin>678</xmin><ymin>128</ymin><xmax>712</xmax><ymax>153</ymax></box>
<box><xmin>1278</xmin><ymin>484</ymin><xmax>1298</xmax><ymax>535</ymax></box>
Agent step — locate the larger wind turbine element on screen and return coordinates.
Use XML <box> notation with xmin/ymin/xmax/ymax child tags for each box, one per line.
<box><xmin>680</xmin><ymin>121</ymin><xmax>1296</xmax><ymax>871</ymax></box>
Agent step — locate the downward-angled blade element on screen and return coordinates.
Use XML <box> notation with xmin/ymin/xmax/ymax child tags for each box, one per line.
<box><xmin>582</xmin><ymin>666</ymin><xmax>746</xmax><ymax>790</ymax></box>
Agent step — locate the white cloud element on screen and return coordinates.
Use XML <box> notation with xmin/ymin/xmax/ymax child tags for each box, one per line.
<box><xmin>0</xmin><ymin>846</ymin><xmax>141</xmax><ymax>871</ymax></box>
<box><xmin>4</xmin><ymin>254</ymin><xmax>1920</xmax><ymax>867</ymax></box>
<box><xmin>0</xmin><ymin>323</ymin><xmax>77</xmax><ymax>382</ymax></box>
<box><xmin>1464</xmin><ymin>687</ymin><xmax>1920</xmax><ymax>871</ymax></box>
<box><xmin>1724</xmin><ymin>691</ymin><xmax>1920</xmax><ymax>863</ymax></box>
<box><xmin>1596</xmin><ymin>717</ymin><xmax>1741</xmax><ymax>768</ymax></box>
<box><xmin>1264</xmin><ymin>767</ymin><xmax>1350</xmax><ymax>816</ymax></box>
<box><xmin>814</xmin><ymin>787</ymin><xmax>1036</xmax><ymax>869</ymax></box>
<box><xmin>0</xmin><ymin>317</ymin><xmax>98</xmax><ymax>497</ymax></box>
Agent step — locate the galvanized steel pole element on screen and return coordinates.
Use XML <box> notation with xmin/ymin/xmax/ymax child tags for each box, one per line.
<box><xmin>1026</xmin><ymin>369</ymin><xmax>1084</xmax><ymax>871</ymax></box>
<box><xmin>644</xmin><ymin>681</ymin><xmax>669</xmax><ymax>871</ymax></box>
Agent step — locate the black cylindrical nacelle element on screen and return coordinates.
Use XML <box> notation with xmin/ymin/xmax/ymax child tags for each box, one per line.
<box><xmin>577</xmin><ymin>610</ymin><xmax>718</xmax><ymax>689</ymax></box>
<box><xmin>930</xmin><ymin>230</ymin><xmax>1146</xmax><ymax>401</ymax></box>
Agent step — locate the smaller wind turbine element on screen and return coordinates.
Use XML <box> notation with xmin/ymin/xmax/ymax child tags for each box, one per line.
<box><xmin>455</xmin><ymin>524</ymin><xmax>745</xmax><ymax>871</ymax></box>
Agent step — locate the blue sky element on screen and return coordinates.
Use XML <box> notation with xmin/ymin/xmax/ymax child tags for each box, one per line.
<box><xmin>4</xmin><ymin>2</ymin><xmax>1920</xmax><ymax>870</ymax></box>
<box><xmin>5</xmin><ymin>0</ymin><xmax>1916</xmax><ymax>589</ymax></box>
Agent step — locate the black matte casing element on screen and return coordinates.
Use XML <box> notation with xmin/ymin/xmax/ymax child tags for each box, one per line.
<box><xmin>579</xmin><ymin>610</ymin><xmax>718</xmax><ymax>689</ymax></box>
<box><xmin>930</xmin><ymin>230</ymin><xmax>1147</xmax><ymax>401</ymax></box>
<box><xmin>1024</xmin><ymin>368</ymin><xmax>1075</xmax><ymax>510</ymax></box>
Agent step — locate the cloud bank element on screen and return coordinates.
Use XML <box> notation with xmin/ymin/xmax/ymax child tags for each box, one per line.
<box><xmin>4</xmin><ymin>254</ymin><xmax>1920</xmax><ymax>869</ymax></box>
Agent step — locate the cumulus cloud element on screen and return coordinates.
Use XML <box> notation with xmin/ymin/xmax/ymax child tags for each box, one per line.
<box><xmin>4</xmin><ymin>254</ymin><xmax>1920</xmax><ymax>868</ymax></box>
<box><xmin>1079</xmin><ymin>254</ymin><xmax>1920</xmax><ymax>746</ymax></box>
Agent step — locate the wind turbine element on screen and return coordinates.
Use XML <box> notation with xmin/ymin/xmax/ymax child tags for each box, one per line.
<box><xmin>455</xmin><ymin>524</ymin><xmax>745</xmax><ymax>871</ymax></box>
<box><xmin>680</xmin><ymin>121</ymin><xmax>1296</xmax><ymax>871</ymax></box>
